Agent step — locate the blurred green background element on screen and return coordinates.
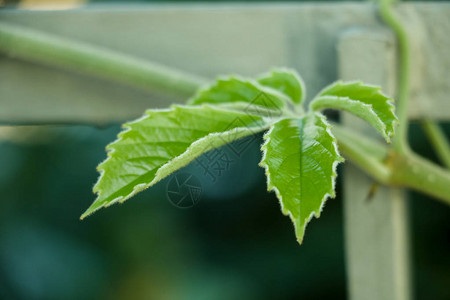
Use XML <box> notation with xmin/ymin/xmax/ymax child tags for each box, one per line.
<box><xmin>0</xmin><ymin>1</ymin><xmax>449</xmax><ymax>300</ymax></box>
<box><xmin>0</xmin><ymin>123</ymin><xmax>449</xmax><ymax>300</ymax></box>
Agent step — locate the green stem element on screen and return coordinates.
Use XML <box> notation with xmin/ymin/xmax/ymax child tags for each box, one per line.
<box><xmin>377</xmin><ymin>0</ymin><xmax>450</xmax><ymax>204</ymax></box>
<box><xmin>390</xmin><ymin>151</ymin><xmax>450</xmax><ymax>206</ymax></box>
<box><xmin>332</xmin><ymin>124</ymin><xmax>391</xmax><ymax>182</ymax></box>
<box><xmin>379</xmin><ymin>0</ymin><xmax>411</xmax><ymax>154</ymax></box>
<box><xmin>421</xmin><ymin>120</ymin><xmax>450</xmax><ymax>169</ymax></box>
<box><xmin>333</xmin><ymin>124</ymin><xmax>450</xmax><ymax>206</ymax></box>
<box><xmin>0</xmin><ymin>21</ymin><xmax>207</xmax><ymax>98</ymax></box>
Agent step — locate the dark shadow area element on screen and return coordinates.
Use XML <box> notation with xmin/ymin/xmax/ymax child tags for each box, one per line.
<box><xmin>0</xmin><ymin>125</ymin><xmax>346</xmax><ymax>300</ymax></box>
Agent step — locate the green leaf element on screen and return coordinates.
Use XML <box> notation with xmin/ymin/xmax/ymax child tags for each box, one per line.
<box><xmin>187</xmin><ymin>76</ymin><xmax>288</xmax><ymax>112</ymax></box>
<box><xmin>310</xmin><ymin>96</ymin><xmax>389</xmax><ymax>141</ymax></box>
<box><xmin>259</xmin><ymin>113</ymin><xmax>344</xmax><ymax>244</ymax></box>
<box><xmin>81</xmin><ymin>105</ymin><xmax>270</xmax><ymax>219</ymax></box>
<box><xmin>257</xmin><ymin>68</ymin><xmax>306</xmax><ymax>105</ymax></box>
<box><xmin>310</xmin><ymin>81</ymin><xmax>397</xmax><ymax>142</ymax></box>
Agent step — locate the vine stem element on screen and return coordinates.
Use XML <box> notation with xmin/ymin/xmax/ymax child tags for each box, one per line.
<box><xmin>421</xmin><ymin>120</ymin><xmax>450</xmax><ymax>169</ymax></box>
<box><xmin>333</xmin><ymin>124</ymin><xmax>450</xmax><ymax>206</ymax></box>
<box><xmin>0</xmin><ymin>21</ymin><xmax>207</xmax><ymax>98</ymax></box>
<box><xmin>379</xmin><ymin>0</ymin><xmax>411</xmax><ymax>154</ymax></box>
<box><xmin>390</xmin><ymin>151</ymin><xmax>450</xmax><ymax>205</ymax></box>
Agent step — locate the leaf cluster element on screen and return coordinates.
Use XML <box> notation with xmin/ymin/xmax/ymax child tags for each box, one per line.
<box><xmin>82</xmin><ymin>69</ymin><xmax>397</xmax><ymax>244</ymax></box>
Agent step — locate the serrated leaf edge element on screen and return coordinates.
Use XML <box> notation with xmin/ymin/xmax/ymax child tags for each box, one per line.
<box><xmin>310</xmin><ymin>95</ymin><xmax>393</xmax><ymax>142</ymax></box>
<box><xmin>82</xmin><ymin>104</ymin><xmax>270</xmax><ymax>219</ymax></box>
<box><xmin>313</xmin><ymin>80</ymin><xmax>397</xmax><ymax>140</ymax></box>
<box><xmin>258</xmin><ymin>113</ymin><xmax>344</xmax><ymax>244</ymax></box>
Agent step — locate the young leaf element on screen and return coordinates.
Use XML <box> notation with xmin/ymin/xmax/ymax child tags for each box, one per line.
<box><xmin>310</xmin><ymin>96</ymin><xmax>388</xmax><ymax>141</ymax></box>
<box><xmin>257</xmin><ymin>68</ymin><xmax>306</xmax><ymax>105</ymax></box>
<box><xmin>187</xmin><ymin>76</ymin><xmax>288</xmax><ymax>111</ymax></box>
<box><xmin>259</xmin><ymin>113</ymin><xmax>344</xmax><ymax>244</ymax></box>
<box><xmin>310</xmin><ymin>81</ymin><xmax>397</xmax><ymax>142</ymax></box>
<box><xmin>81</xmin><ymin>105</ymin><xmax>270</xmax><ymax>219</ymax></box>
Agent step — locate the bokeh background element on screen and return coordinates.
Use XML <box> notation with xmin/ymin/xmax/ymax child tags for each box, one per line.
<box><xmin>0</xmin><ymin>1</ymin><xmax>449</xmax><ymax>300</ymax></box>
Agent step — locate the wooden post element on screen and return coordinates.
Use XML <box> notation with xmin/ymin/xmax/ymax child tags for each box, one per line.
<box><xmin>338</xmin><ymin>29</ymin><xmax>411</xmax><ymax>300</ymax></box>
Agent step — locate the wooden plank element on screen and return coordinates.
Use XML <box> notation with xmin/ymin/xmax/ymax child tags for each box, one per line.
<box><xmin>338</xmin><ymin>29</ymin><xmax>410</xmax><ymax>300</ymax></box>
<box><xmin>0</xmin><ymin>3</ymin><xmax>449</xmax><ymax>124</ymax></box>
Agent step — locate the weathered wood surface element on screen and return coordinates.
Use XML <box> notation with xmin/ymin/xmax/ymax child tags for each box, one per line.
<box><xmin>0</xmin><ymin>3</ymin><xmax>449</xmax><ymax>124</ymax></box>
<box><xmin>339</xmin><ymin>29</ymin><xmax>411</xmax><ymax>300</ymax></box>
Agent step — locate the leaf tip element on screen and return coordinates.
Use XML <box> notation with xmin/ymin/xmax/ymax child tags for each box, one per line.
<box><xmin>294</xmin><ymin>219</ymin><xmax>306</xmax><ymax>245</ymax></box>
<box><xmin>79</xmin><ymin>206</ymin><xmax>96</xmax><ymax>220</ymax></box>
<box><xmin>80</xmin><ymin>199</ymin><xmax>104</xmax><ymax>220</ymax></box>
<box><xmin>80</xmin><ymin>193</ymin><xmax>117</xmax><ymax>220</ymax></box>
